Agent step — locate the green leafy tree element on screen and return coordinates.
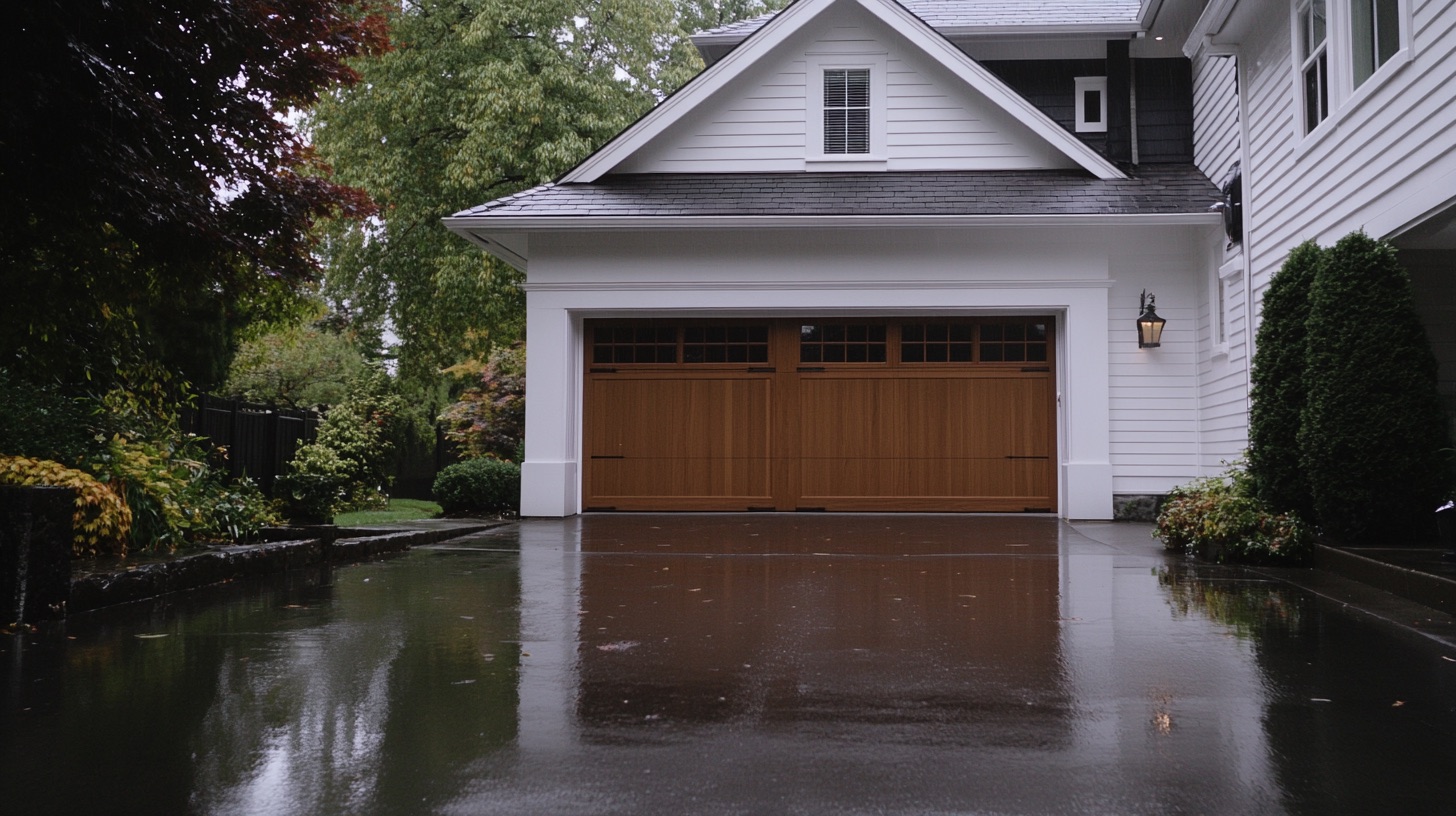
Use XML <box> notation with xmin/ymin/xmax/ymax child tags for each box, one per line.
<box><xmin>1248</xmin><ymin>241</ymin><xmax>1321</xmax><ymax>519</ymax></box>
<box><xmin>2</xmin><ymin>0</ymin><xmax>386</xmax><ymax>390</ymax></box>
<box><xmin>224</xmin><ymin>323</ymin><xmax>369</xmax><ymax>409</ymax></box>
<box><xmin>440</xmin><ymin>344</ymin><xmax>526</xmax><ymax>460</ymax></box>
<box><xmin>1298</xmin><ymin>232</ymin><xmax>1451</xmax><ymax>542</ymax></box>
<box><xmin>308</xmin><ymin>0</ymin><xmax>702</xmax><ymax>393</ymax></box>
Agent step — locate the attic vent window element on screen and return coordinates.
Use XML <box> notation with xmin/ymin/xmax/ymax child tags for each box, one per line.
<box><xmin>823</xmin><ymin>69</ymin><xmax>871</xmax><ymax>154</ymax></box>
<box><xmin>1074</xmin><ymin>76</ymin><xmax>1108</xmax><ymax>133</ymax></box>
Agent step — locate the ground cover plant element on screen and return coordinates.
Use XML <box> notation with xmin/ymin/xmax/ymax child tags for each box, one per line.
<box><xmin>1154</xmin><ymin>463</ymin><xmax>1314</xmax><ymax>565</ymax></box>
<box><xmin>334</xmin><ymin>499</ymin><xmax>442</xmax><ymax>526</ymax></box>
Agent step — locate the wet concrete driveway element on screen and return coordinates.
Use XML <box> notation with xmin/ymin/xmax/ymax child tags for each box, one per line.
<box><xmin>5</xmin><ymin>515</ymin><xmax>1456</xmax><ymax>814</ymax></box>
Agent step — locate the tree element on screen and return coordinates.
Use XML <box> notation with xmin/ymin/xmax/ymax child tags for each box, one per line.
<box><xmin>223</xmin><ymin>323</ymin><xmax>370</xmax><ymax>409</ymax></box>
<box><xmin>1298</xmin><ymin>232</ymin><xmax>1451</xmax><ymax>543</ymax></box>
<box><xmin>308</xmin><ymin>0</ymin><xmax>705</xmax><ymax>393</ymax></box>
<box><xmin>1248</xmin><ymin>241</ymin><xmax>1321</xmax><ymax>519</ymax></box>
<box><xmin>439</xmin><ymin>344</ymin><xmax>525</xmax><ymax>460</ymax></box>
<box><xmin>1</xmin><ymin>0</ymin><xmax>387</xmax><ymax>389</ymax></box>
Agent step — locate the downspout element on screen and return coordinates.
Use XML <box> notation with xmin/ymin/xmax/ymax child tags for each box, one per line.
<box><xmin>1235</xmin><ymin>46</ymin><xmax>1255</xmax><ymax>431</ymax></box>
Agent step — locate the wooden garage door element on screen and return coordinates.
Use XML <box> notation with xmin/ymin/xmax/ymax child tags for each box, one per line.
<box><xmin>583</xmin><ymin>319</ymin><xmax>1056</xmax><ymax>512</ymax></box>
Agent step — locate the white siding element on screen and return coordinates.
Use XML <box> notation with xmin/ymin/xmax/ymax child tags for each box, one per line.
<box><xmin>1106</xmin><ymin>242</ymin><xmax>1209</xmax><ymax>495</ymax></box>
<box><xmin>1191</xmin><ymin>53</ymin><xmax>1240</xmax><ymax>181</ymax></box>
<box><xmin>1239</xmin><ymin>0</ymin><xmax>1456</xmax><ymax>308</ymax></box>
<box><xmin>616</xmin><ymin>5</ymin><xmax>1077</xmax><ymax>173</ymax></box>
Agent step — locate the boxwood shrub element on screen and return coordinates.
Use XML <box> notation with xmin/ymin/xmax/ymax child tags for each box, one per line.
<box><xmin>433</xmin><ymin>458</ymin><xmax>520</xmax><ymax>517</ymax></box>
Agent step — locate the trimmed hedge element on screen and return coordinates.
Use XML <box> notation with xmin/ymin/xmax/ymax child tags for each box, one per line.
<box><xmin>1298</xmin><ymin>232</ymin><xmax>1450</xmax><ymax>543</ymax></box>
<box><xmin>433</xmin><ymin>458</ymin><xmax>520</xmax><ymax>517</ymax></box>
<box><xmin>1247</xmin><ymin>240</ymin><xmax>1320</xmax><ymax>520</ymax></box>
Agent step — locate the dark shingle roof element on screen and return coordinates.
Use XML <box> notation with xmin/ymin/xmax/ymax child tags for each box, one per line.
<box><xmin>695</xmin><ymin>0</ymin><xmax>1143</xmax><ymax>39</ymax></box>
<box><xmin>450</xmin><ymin>165</ymin><xmax>1222</xmax><ymax>220</ymax></box>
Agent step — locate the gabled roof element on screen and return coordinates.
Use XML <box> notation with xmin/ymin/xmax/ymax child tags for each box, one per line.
<box><xmin>564</xmin><ymin>0</ymin><xmax>1126</xmax><ymax>183</ymax></box>
<box><xmin>693</xmin><ymin>0</ymin><xmax>1144</xmax><ymax>44</ymax></box>
<box><xmin>451</xmin><ymin>165</ymin><xmax>1220</xmax><ymax>221</ymax></box>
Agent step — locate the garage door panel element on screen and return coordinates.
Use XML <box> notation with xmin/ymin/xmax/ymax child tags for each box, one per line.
<box><xmin>799</xmin><ymin>376</ymin><xmax>1052</xmax><ymax>460</ymax></box>
<box><xmin>587</xmin><ymin>458</ymin><xmax>772</xmax><ymax>501</ymax></box>
<box><xmin>801</xmin><ymin>458</ymin><xmax>1053</xmax><ymax>505</ymax></box>
<box><xmin>585</xmin><ymin>375</ymin><xmax>772</xmax><ymax>505</ymax></box>
<box><xmin>583</xmin><ymin>318</ymin><xmax>1057</xmax><ymax>512</ymax></box>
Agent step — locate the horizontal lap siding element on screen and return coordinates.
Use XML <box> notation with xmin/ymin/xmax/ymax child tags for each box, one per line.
<box><xmin>1243</xmin><ymin>0</ymin><xmax>1456</xmax><ymax>310</ymax></box>
<box><xmin>621</xmin><ymin>10</ymin><xmax>1077</xmax><ymax>173</ymax></box>
<box><xmin>1192</xmin><ymin>54</ymin><xmax>1240</xmax><ymax>180</ymax></box>
<box><xmin>1107</xmin><ymin>251</ymin><xmax>1203</xmax><ymax>493</ymax></box>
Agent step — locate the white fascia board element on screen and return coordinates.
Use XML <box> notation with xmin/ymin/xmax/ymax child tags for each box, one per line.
<box><xmin>449</xmin><ymin>212</ymin><xmax>1220</xmax><ymax>233</ymax></box>
<box><xmin>564</xmin><ymin>0</ymin><xmax>836</xmax><ymax>184</ymax></box>
<box><xmin>447</xmin><ymin>223</ymin><xmax>529</xmax><ymax>272</ymax></box>
<box><xmin>567</xmin><ymin>0</ymin><xmax>1128</xmax><ymax>183</ymax></box>
<box><xmin>1183</xmin><ymin>0</ymin><xmax>1239</xmax><ymax>58</ymax></box>
<box><xmin>849</xmin><ymin>0</ymin><xmax>1126</xmax><ymax>179</ymax></box>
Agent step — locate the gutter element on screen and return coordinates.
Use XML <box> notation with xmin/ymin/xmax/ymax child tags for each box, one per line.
<box><xmin>445</xmin><ymin>212</ymin><xmax>1223</xmax><ymax>234</ymax></box>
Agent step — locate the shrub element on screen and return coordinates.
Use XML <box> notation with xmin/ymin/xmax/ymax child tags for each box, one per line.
<box><xmin>1299</xmin><ymin>232</ymin><xmax>1451</xmax><ymax>543</ymax></box>
<box><xmin>440</xmin><ymin>343</ymin><xmax>525</xmax><ymax>461</ymax></box>
<box><xmin>0</xmin><ymin>370</ymin><xmax>93</xmax><ymax>463</ymax></box>
<box><xmin>288</xmin><ymin>367</ymin><xmax>414</xmax><ymax>511</ymax></box>
<box><xmin>0</xmin><ymin>455</ymin><xmax>132</xmax><ymax>557</ymax></box>
<box><xmin>1154</xmin><ymin>465</ymin><xmax>1313</xmax><ymax>565</ymax></box>
<box><xmin>433</xmin><ymin>458</ymin><xmax>520</xmax><ymax>516</ymax></box>
<box><xmin>1247</xmin><ymin>241</ymin><xmax>1321</xmax><ymax>520</ymax></box>
<box><xmin>273</xmin><ymin>472</ymin><xmax>349</xmax><ymax>525</ymax></box>
<box><xmin>182</xmin><ymin>475</ymin><xmax>277</xmax><ymax>542</ymax></box>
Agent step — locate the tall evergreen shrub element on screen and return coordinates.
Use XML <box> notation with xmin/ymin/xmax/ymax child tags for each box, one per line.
<box><xmin>1298</xmin><ymin>232</ymin><xmax>1451</xmax><ymax>542</ymax></box>
<box><xmin>1248</xmin><ymin>241</ymin><xmax>1322</xmax><ymax>519</ymax></box>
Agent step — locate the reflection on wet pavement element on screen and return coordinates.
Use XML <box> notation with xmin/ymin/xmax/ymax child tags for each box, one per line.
<box><xmin>2</xmin><ymin>515</ymin><xmax>1456</xmax><ymax>815</ymax></box>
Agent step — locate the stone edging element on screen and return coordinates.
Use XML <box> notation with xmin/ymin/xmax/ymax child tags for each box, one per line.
<box><xmin>69</xmin><ymin>525</ymin><xmax>500</xmax><ymax>615</ymax></box>
<box><xmin>1316</xmin><ymin>544</ymin><xmax>1456</xmax><ymax>616</ymax></box>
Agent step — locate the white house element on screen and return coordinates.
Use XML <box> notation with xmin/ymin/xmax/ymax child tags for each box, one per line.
<box><xmin>444</xmin><ymin>0</ymin><xmax>1455</xmax><ymax>519</ymax></box>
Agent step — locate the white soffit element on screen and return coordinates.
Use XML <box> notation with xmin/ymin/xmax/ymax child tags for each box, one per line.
<box><xmin>562</xmin><ymin>0</ymin><xmax>1127</xmax><ymax>183</ymax></box>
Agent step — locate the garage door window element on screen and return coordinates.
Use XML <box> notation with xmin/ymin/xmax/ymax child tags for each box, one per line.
<box><xmin>799</xmin><ymin>323</ymin><xmax>888</xmax><ymax>363</ymax></box>
<box><xmin>979</xmin><ymin>320</ymin><xmax>1049</xmax><ymax>363</ymax></box>
<box><xmin>593</xmin><ymin>326</ymin><xmax>677</xmax><ymax>363</ymax></box>
<box><xmin>684</xmin><ymin>325</ymin><xmax>770</xmax><ymax>363</ymax></box>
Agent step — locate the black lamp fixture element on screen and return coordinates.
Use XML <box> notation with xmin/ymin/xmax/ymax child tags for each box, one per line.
<box><xmin>1137</xmin><ymin>289</ymin><xmax>1166</xmax><ymax>348</ymax></box>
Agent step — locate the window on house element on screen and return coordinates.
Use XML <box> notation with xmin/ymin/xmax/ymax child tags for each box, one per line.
<box><xmin>800</xmin><ymin>323</ymin><xmax>886</xmax><ymax>363</ymax></box>
<box><xmin>1351</xmin><ymin>0</ymin><xmax>1401</xmax><ymax>87</ymax></box>
<box><xmin>1074</xmin><ymin>76</ymin><xmax>1108</xmax><ymax>133</ymax></box>
<box><xmin>823</xmin><ymin>69</ymin><xmax>871</xmax><ymax>154</ymax></box>
<box><xmin>1299</xmin><ymin>0</ymin><xmax>1329</xmax><ymax>132</ymax></box>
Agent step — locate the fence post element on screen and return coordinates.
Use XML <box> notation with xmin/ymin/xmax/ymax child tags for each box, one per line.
<box><xmin>228</xmin><ymin>398</ymin><xmax>242</xmax><ymax>481</ymax></box>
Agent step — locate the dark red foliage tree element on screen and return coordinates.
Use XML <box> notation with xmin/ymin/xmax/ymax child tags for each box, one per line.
<box><xmin>1</xmin><ymin>0</ymin><xmax>387</xmax><ymax>389</ymax></box>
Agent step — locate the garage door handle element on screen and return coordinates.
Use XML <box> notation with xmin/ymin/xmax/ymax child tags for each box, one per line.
<box><xmin>1021</xmin><ymin>366</ymin><xmax>1050</xmax><ymax>372</ymax></box>
<box><xmin>590</xmin><ymin>367</ymin><xmax>617</xmax><ymax>373</ymax></box>
<box><xmin>748</xmin><ymin>366</ymin><xmax>776</xmax><ymax>373</ymax></box>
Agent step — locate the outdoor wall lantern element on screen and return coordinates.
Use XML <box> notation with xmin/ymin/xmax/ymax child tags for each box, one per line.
<box><xmin>1137</xmin><ymin>290</ymin><xmax>1166</xmax><ymax>348</ymax></box>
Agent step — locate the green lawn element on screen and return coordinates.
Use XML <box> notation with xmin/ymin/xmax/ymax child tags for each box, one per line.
<box><xmin>334</xmin><ymin>498</ymin><xmax>442</xmax><ymax>526</ymax></box>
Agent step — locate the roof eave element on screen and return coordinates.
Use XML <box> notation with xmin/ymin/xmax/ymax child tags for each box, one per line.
<box><xmin>447</xmin><ymin>211</ymin><xmax>1221</xmax><ymax>233</ymax></box>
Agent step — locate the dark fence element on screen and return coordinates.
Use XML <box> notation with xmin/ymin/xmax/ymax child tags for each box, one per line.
<box><xmin>181</xmin><ymin>395</ymin><xmax>321</xmax><ymax>497</ymax></box>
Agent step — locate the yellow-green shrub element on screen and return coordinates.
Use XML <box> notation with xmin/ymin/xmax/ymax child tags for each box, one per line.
<box><xmin>0</xmin><ymin>455</ymin><xmax>132</xmax><ymax>556</ymax></box>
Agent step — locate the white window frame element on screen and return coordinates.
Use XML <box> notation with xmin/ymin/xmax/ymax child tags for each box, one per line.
<box><xmin>1211</xmin><ymin>256</ymin><xmax>1242</xmax><ymax>357</ymax></box>
<box><xmin>806</xmin><ymin>53</ymin><xmax>887</xmax><ymax>168</ymax></box>
<box><xmin>1295</xmin><ymin>0</ymin><xmax>1329</xmax><ymax>135</ymax></box>
<box><xmin>1074</xmin><ymin>76</ymin><xmax>1108</xmax><ymax>134</ymax></box>
<box><xmin>1291</xmin><ymin>0</ymin><xmax>1411</xmax><ymax>141</ymax></box>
